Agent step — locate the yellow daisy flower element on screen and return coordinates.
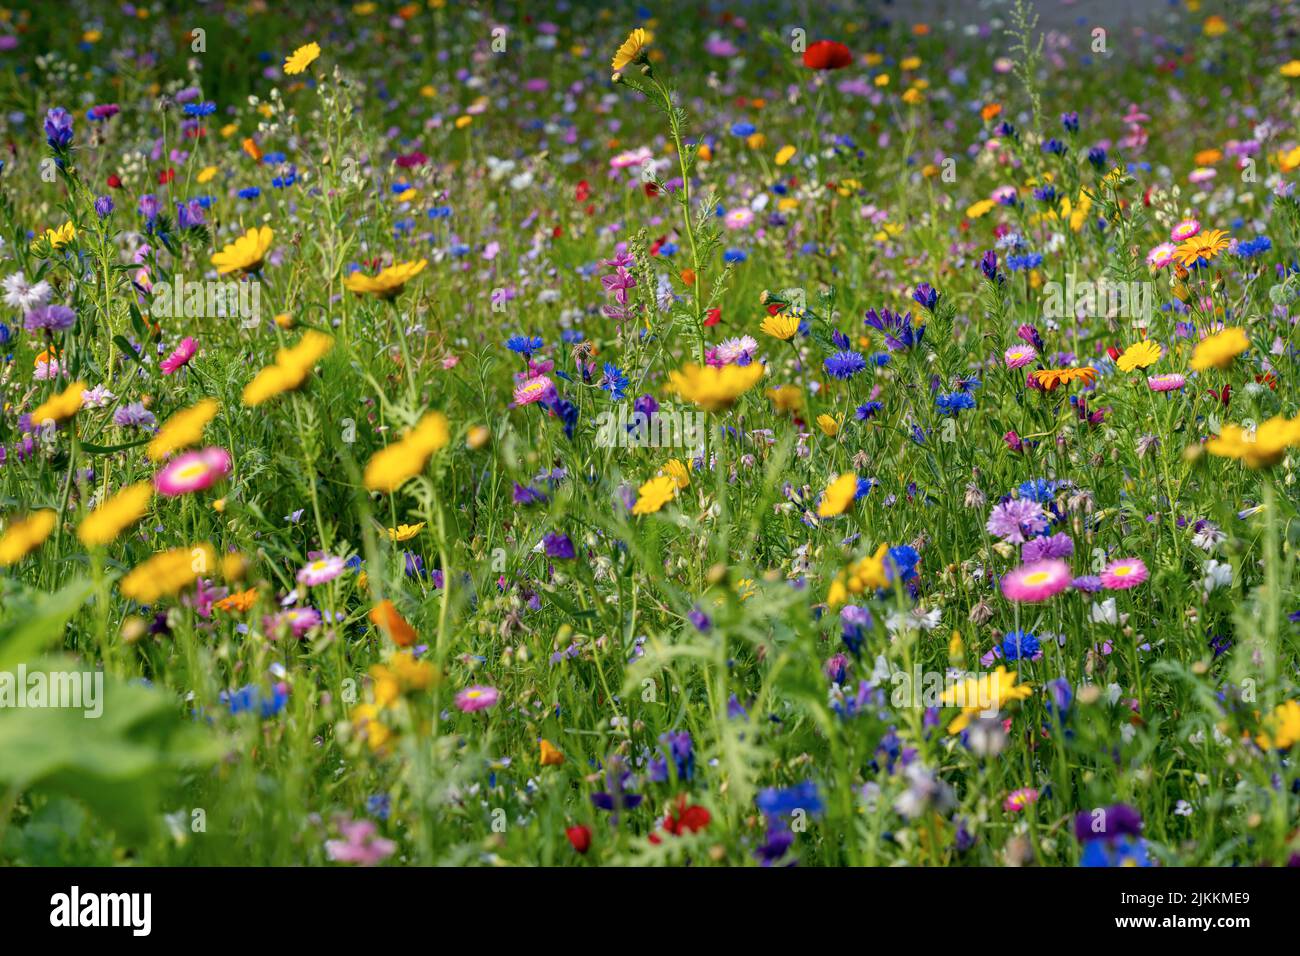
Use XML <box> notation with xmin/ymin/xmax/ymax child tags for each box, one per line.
<box><xmin>211</xmin><ymin>226</ymin><xmax>274</xmax><ymax>275</ymax></box>
<box><xmin>611</xmin><ymin>28</ymin><xmax>652</xmax><ymax>71</ymax></box>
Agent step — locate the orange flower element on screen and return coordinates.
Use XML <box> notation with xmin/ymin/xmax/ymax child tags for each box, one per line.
<box><xmin>981</xmin><ymin>103</ymin><xmax>1002</xmax><ymax>122</ymax></box>
<box><xmin>369</xmin><ymin>599</ymin><xmax>417</xmax><ymax>647</ymax></box>
<box><xmin>1033</xmin><ymin>367</ymin><xmax>1098</xmax><ymax>391</ymax></box>
<box><xmin>680</xmin><ymin>268</ymin><xmax>696</xmax><ymax>287</ymax></box>
<box><xmin>214</xmin><ymin>587</ymin><xmax>258</xmax><ymax>613</ymax></box>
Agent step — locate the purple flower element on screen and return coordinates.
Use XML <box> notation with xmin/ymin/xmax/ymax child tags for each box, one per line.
<box><xmin>23</xmin><ymin>304</ymin><xmax>76</xmax><ymax>333</ymax></box>
<box><xmin>512</xmin><ymin>482</ymin><xmax>548</xmax><ymax>506</ymax></box>
<box><xmin>113</xmin><ymin>402</ymin><xmax>156</xmax><ymax>429</ymax></box>
<box><xmin>1022</xmin><ymin>532</ymin><xmax>1074</xmax><ymax>562</ymax></box>
<box><xmin>912</xmin><ymin>282</ymin><xmax>939</xmax><ymax>311</ymax></box>
<box><xmin>543</xmin><ymin>532</ymin><xmax>575</xmax><ymax>560</ymax></box>
<box><xmin>138</xmin><ymin>193</ymin><xmax>160</xmax><ymax>224</ymax></box>
<box><xmin>44</xmin><ymin>107</ymin><xmax>74</xmax><ymax>149</ymax></box>
<box><xmin>1074</xmin><ymin>803</ymin><xmax>1142</xmax><ymax>843</ymax></box>
<box><xmin>590</xmin><ymin>756</ymin><xmax>643</xmax><ymax>823</ymax></box>
<box><xmin>986</xmin><ymin>498</ymin><xmax>1049</xmax><ymax>544</ymax></box>
<box><xmin>688</xmin><ymin>607</ymin><xmax>711</xmax><ymax>632</ymax></box>
<box><xmin>94</xmin><ymin>195</ymin><xmax>114</xmax><ymax>219</ymax></box>
<box><xmin>863</xmin><ymin>308</ymin><xmax>924</xmax><ymax>351</ymax></box>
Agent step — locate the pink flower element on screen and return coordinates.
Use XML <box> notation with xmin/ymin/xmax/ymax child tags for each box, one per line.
<box><xmin>154</xmin><ymin>446</ymin><xmax>231</xmax><ymax>496</ymax></box>
<box><xmin>1170</xmin><ymin>218</ymin><xmax>1200</xmax><ymax>242</ymax></box>
<box><xmin>325</xmin><ymin>816</ymin><xmax>396</xmax><ymax>866</ymax></box>
<box><xmin>297</xmin><ymin>555</ymin><xmax>346</xmax><ymax>586</ymax></box>
<box><xmin>513</xmin><ymin>375</ymin><xmax>555</xmax><ymax>406</ymax></box>
<box><xmin>1004</xmin><ymin>344</ymin><xmax>1037</xmax><ymax>369</ymax></box>
<box><xmin>1003</xmin><ymin>787</ymin><xmax>1039</xmax><ymax>812</ymax></box>
<box><xmin>264</xmin><ymin>606</ymin><xmax>322</xmax><ymax>639</ymax></box>
<box><xmin>1001</xmin><ymin>559</ymin><xmax>1073</xmax><ymax>603</ymax></box>
<box><xmin>161</xmin><ymin>336</ymin><xmax>197</xmax><ymax>375</ymax></box>
<box><xmin>455</xmin><ymin>684</ymin><xmax>499</xmax><ymax>712</ymax></box>
<box><xmin>1101</xmin><ymin>557</ymin><xmax>1148</xmax><ymax>590</ymax></box>
<box><xmin>1146</xmin><ymin>242</ymin><xmax>1177</xmax><ymax>269</ymax></box>
<box><xmin>1147</xmin><ymin>373</ymin><xmax>1185</xmax><ymax>392</ymax></box>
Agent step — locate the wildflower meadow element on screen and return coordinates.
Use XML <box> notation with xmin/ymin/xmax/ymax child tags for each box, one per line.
<box><xmin>2</xmin><ymin>0</ymin><xmax>1300</xmax><ymax>886</ymax></box>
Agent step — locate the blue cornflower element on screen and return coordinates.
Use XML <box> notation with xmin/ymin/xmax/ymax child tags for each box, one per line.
<box><xmin>1001</xmin><ymin>629</ymin><xmax>1040</xmax><ymax>661</ymax></box>
<box><xmin>756</xmin><ymin>781</ymin><xmax>823</xmax><ymax>820</ymax></box>
<box><xmin>1061</xmin><ymin>111</ymin><xmax>1079</xmax><ymax>133</ymax></box>
<box><xmin>856</xmin><ymin>401</ymin><xmax>883</xmax><ymax>420</ymax></box>
<box><xmin>1006</xmin><ymin>252</ymin><xmax>1044</xmax><ymax>271</ymax></box>
<box><xmin>936</xmin><ymin>392</ymin><xmax>976</xmax><ymax>415</ymax></box>
<box><xmin>1018</xmin><ymin>478</ymin><xmax>1057</xmax><ymax>502</ymax></box>
<box><xmin>1041</xmin><ymin>138</ymin><xmax>1066</xmax><ymax>155</ymax></box>
<box><xmin>600</xmin><ymin>362</ymin><xmax>629</xmax><ymax>401</ymax></box>
<box><xmin>506</xmin><ymin>334</ymin><xmax>544</xmax><ymax>358</ymax></box>
<box><xmin>824</xmin><ymin>350</ymin><xmax>867</xmax><ymax>379</ymax></box>
<box><xmin>183</xmin><ymin>101</ymin><xmax>217</xmax><ymax>117</ymax></box>
<box><xmin>238</xmin><ymin>186</ymin><xmax>261</xmax><ymax>200</ymax></box>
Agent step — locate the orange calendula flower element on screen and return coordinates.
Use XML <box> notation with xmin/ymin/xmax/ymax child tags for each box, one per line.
<box><xmin>540</xmin><ymin>739</ymin><xmax>565</xmax><ymax>766</ymax></box>
<box><xmin>369</xmin><ymin>599</ymin><xmax>417</xmax><ymax>647</ymax></box>
<box><xmin>1033</xmin><ymin>367</ymin><xmax>1098</xmax><ymax>391</ymax></box>
<box><xmin>214</xmin><ymin>588</ymin><xmax>259</xmax><ymax>613</ymax></box>
<box><xmin>1173</xmin><ymin>228</ymin><xmax>1230</xmax><ymax>267</ymax></box>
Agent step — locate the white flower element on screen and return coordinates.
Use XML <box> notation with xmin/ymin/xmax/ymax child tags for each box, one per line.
<box><xmin>2</xmin><ymin>271</ymin><xmax>52</xmax><ymax>311</ymax></box>
<box><xmin>1202</xmin><ymin>559</ymin><xmax>1233</xmax><ymax>594</ymax></box>
<box><xmin>1090</xmin><ymin>597</ymin><xmax>1118</xmax><ymax>625</ymax></box>
<box><xmin>1174</xmin><ymin>800</ymin><xmax>1194</xmax><ymax>817</ymax></box>
<box><xmin>1190</xmin><ymin>520</ymin><xmax>1225</xmax><ymax>552</ymax></box>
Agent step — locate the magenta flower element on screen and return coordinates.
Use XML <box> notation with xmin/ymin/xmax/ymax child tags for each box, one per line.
<box><xmin>161</xmin><ymin>336</ymin><xmax>198</xmax><ymax>375</ymax></box>
<box><xmin>1100</xmin><ymin>557</ymin><xmax>1148</xmax><ymax>590</ymax></box>
<box><xmin>1001</xmin><ymin>559</ymin><xmax>1073</xmax><ymax>603</ymax></box>
<box><xmin>325</xmin><ymin>816</ymin><xmax>396</xmax><ymax>866</ymax></box>
<box><xmin>455</xmin><ymin>685</ymin><xmax>499</xmax><ymax>712</ymax></box>
<box><xmin>154</xmin><ymin>446</ymin><xmax>231</xmax><ymax>496</ymax></box>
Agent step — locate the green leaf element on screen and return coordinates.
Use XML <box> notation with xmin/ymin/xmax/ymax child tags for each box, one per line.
<box><xmin>0</xmin><ymin>578</ymin><xmax>95</xmax><ymax>671</ymax></box>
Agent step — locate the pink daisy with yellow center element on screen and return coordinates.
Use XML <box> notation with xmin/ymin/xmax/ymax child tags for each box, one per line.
<box><xmin>1147</xmin><ymin>373</ymin><xmax>1186</xmax><ymax>392</ymax></box>
<box><xmin>1170</xmin><ymin>218</ymin><xmax>1200</xmax><ymax>242</ymax></box>
<box><xmin>513</xmin><ymin>375</ymin><xmax>555</xmax><ymax>407</ymax></box>
<box><xmin>1004</xmin><ymin>344</ymin><xmax>1037</xmax><ymax>369</ymax></box>
<box><xmin>1100</xmin><ymin>557</ymin><xmax>1148</xmax><ymax>590</ymax></box>
<box><xmin>1146</xmin><ymin>242</ymin><xmax>1178</xmax><ymax>269</ymax></box>
<box><xmin>154</xmin><ymin>446</ymin><xmax>232</xmax><ymax>496</ymax></box>
<box><xmin>1001</xmin><ymin>559</ymin><xmax>1073</xmax><ymax>603</ymax></box>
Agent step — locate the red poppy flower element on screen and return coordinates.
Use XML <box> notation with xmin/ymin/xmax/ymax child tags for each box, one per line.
<box><xmin>704</xmin><ymin>307</ymin><xmax>721</xmax><ymax>327</ymax></box>
<box><xmin>650</xmin><ymin>795</ymin><xmax>711</xmax><ymax>843</ymax></box>
<box><xmin>575</xmin><ymin>179</ymin><xmax>590</xmax><ymax>202</ymax></box>
<box><xmin>565</xmin><ymin>825</ymin><xmax>592</xmax><ymax>854</ymax></box>
<box><xmin>157</xmin><ymin>167</ymin><xmax>175</xmax><ymax>185</ymax></box>
<box><xmin>106</xmin><ymin>174</ymin><xmax>122</xmax><ymax>189</ymax></box>
<box><xmin>802</xmin><ymin>40</ymin><xmax>852</xmax><ymax>71</ymax></box>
